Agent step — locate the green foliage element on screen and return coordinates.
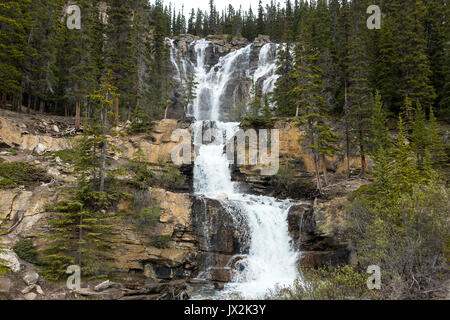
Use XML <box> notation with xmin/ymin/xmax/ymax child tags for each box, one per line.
<box><xmin>241</xmin><ymin>92</ymin><xmax>275</xmax><ymax>129</ymax></box>
<box><xmin>153</xmin><ymin>158</ymin><xmax>186</xmax><ymax>191</ymax></box>
<box><xmin>0</xmin><ymin>161</ymin><xmax>50</xmax><ymax>189</ymax></box>
<box><xmin>133</xmin><ymin>207</ymin><xmax>162</xmax><ymax>232</ymax></box>
<box><xmin>0</xmin><ymin>220</ymin><xmax>9</xmax><ymax>278</ymax></box>
<box><xmin>0</xmin><ymin>178</ymin><xmax>16</xmax><ymax>189</ymax></box>
<box><xmin>156</xmin><ymin>165</ymin><xmax>186</xmax><ymax>191</ymax></box>
<box><xmin>13</xmin><ymin>239</ymin><xmax>38</xmax><ymax>264</ymax></box>
<box><xmin>347</xmin><ymin>108</ymin><xmax>450</xmax><ymax>299</ymax></box>
<box><xmin>0</xmin><ymin>0</ymin><xmax>31</xmax><ymax>96</ymax></box>
<box><xmin>270</xmin><ymin>161</ymin><xmax>315</xmax><ymax>199</ymax></box>
<box><xmin>50</xmin><ymin>149</ymin><xmax>79</xmax><ymax>164</ymax></box>
<box><xmin>266</xmin><ymin>266</ymin><xmax>374</xmax><ymax>300</ymax></box>
<box><xmin>127</xmin><ymin>150</ymin><xmax>154</xmax><ymax>190</ymax></box>
<box><xmin>127</xmin><ymin>104</ymin><xmax>154</xmax><ymax>134</ymax></box>
<box><xmin>151</xmin><ymin>235</ymin><xmax>172</xmax><ymax>249</ymax></box>
<box><xmin>241</xmin><ymin>116</ymin><xmax>275</xmax><ymax>130</ymax></box>
<box><xmin>40</xmin><ymin>199</ymin><xmax>115</xmax><ymax>281</ymax></box>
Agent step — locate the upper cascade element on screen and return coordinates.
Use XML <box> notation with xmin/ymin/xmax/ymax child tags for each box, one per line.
<box><xmin>167</xmin><ymin>35</ymin><xmax>279</xmax><ymax>121</ymax></box>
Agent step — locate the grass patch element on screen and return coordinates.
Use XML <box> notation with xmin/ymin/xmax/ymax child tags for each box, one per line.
<box><xmin>50</xmin><ymin>149</ymin><xmax>78</xmax><ymax>163</ymax></box>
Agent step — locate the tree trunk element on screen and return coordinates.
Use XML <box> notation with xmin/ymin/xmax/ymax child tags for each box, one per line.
<box><xmin>113</xmin><ymin>98</ymin><xmax>119</xmax><ymax>121</ymax></box>
<box><xmin>78</xmin><ymin>208</ymin><xmax>83</xmax><ymax>267</ymax></box>
<box><xmin>17</xmin><ymin>91</ymin><xmax>23</xmax><ymax>112</ymax></box>
<box><xmin>314</xmin><ymin>155</ymin><xmax>323</xmax><ymax>194</ymax></box>
<box><xmin>75</xmin><ymin>95</ymin><xmax>81</xmax><ymax>131</ymax></box>
<box><xmin>27</xmin><ymin>92</ymin><xmax>32</xmax><ymax>114</ymax></box>
<box><xmin>12</xmin><ymin>96</ymin><xmax>17</xmax><ymax>111</ymax></box>
<box><xmin>99</xmin><ymin>107</ymin><xmax>107</xmax><ymax>193</ymax></box>
<box><xmin>1</xmin><ymin>93</ymin><xmax>6</xmax><ymax>108</ymax></box>
<box><xmin>296</xmin><ymin>105</ymin><xmax>299</xmax><ymax>117</ymax></box>
<box><xmin>360</xmin><ymin>142</ymin><xmax>366</xmax><ymax>177</ymax></box>
<box><xmin>344</xmin><ymin>82</ymin><xmax>351</xmax><ymax>178</ymax></box>
<box><xmin>164</xmin><ymin>104</ymin><xmax>169</xmax><ymax>119</ymax></box>
<box><xmin>322</xmin><ymin>155</ymin><xmax>329</xmax><ymax>186</ymax></box>
<box><xmin>39</xmin><ymin>99</ymin><xmax>44</xmax><ymax>113</ymax></box>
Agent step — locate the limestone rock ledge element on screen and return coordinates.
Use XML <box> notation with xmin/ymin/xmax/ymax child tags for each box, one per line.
<box><xmin>287</xmin><ymin>196</ymin><xmax>358</xmax><ymax>269</ymax></box>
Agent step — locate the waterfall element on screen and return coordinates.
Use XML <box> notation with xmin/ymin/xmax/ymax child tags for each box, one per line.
<box><xmin>171</xmin><ymin>39</ymin><xmax>299</xmax><ymax>299</ymax></box>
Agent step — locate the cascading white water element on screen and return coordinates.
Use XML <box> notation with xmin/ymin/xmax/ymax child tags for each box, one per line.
<box><xmin>169</xmin><ymin>39</ymin><xmax>299</xmax><ymax>299</ymax></box>
<box><xmin>254</xmin><ymin>43</ymin><xmax>280</xmax><ymax>96</ymax></box>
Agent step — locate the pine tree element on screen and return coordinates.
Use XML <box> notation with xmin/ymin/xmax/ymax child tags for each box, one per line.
<box><xmin>83</xmin><ymin>71</ymin><xmax>120</xmax><ymax>193</ymax></box>
<box><xmin>369</xmin><ymin>91</ymin><xmax>393</xmax><ymax>195</ymax></box>
<box><xmin>393</xmin><ymin>0</ymin><xmax>436</xmax><ymax>112</ymax></box>
<box><xmin>292</xmin><ymin>25</ymin><xmax>330</xmax><ymax>193</ymax></box>
<box><xmin>24</xmin><ymin>0</ymin><xmax>63</xmax><ymax>114</ymax></box>
<box><xmin>247</xmin><ymin>83</ymin><xmax>262</xmax><ymax>117</ymax></box>
<box><xmin>375</xmin><ymin>19</ymin><xmax>401</xmax><ymax>112</ymax></box>
<box><xmin>40</xmin><ymin>199</ymin><xmax>115</xmax><ymax>280</ymax></box>
<box><xmin>0</xmin><ymin>0</ymin><xmax>31</xmax><ymax>109</ymax></box>
<box><xmin>40</xmin><ymin>73</ymin><xmax>121</xmax><ymax>281</ymax></box>
<box><xmin>106</xmin><ymin>0</ymin><xmax>137</xmax><ymax>121</ymax></box>
<box><xmin>257</xmin><ymin>0</ymin><xmax>265</xmax><ymax>35</ymax></box>
<box><xmin>346</xmin><ymin>0</ymin><xmax>372</xmax><ymax>177</ymax></box>
<box><xmin>273</xmin><ymin>43</ymin><xmax>295</xmax><ymax>116</ymax></box>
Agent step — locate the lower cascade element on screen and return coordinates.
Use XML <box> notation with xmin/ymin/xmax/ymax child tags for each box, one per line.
<box><xmin>191</xmin><ymin>120</ymin><xmax>299</xmax><ymax>299</ymax></box>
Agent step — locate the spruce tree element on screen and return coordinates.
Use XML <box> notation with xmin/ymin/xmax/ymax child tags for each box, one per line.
<box><xmin>346</xmin><ymin>0</ymin><xmax>372</xmax><ymax>177</ymax></box>
<box><xmin>106</xmin><ymin>0</ymin><xmax>137</xmax><ymax>121</ymax></box>
<box><xmin>0</xmin><ymin>0</ymin><xmax>31</xmax><ymax>109</ymax></box>
<box><xmin>292</xmin><ymin>24</ymin><xmax>332</xmax><ymax>193</ymax></box>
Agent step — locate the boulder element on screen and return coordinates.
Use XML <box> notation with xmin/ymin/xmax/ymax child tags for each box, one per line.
<box><xmin>287</xmin><ymin>203</ymin><xmax>315</xmax><ymax>250</ymax></box>
<box><xmin>23</xmin><ymin>271</ymin><xmax>39</xmax><ymax>285</ymax></box>
<box><xmin>0</xmin><ymin>137</ymin><xmax>10</xmax><ymax>149</ymax></box>
<box><xmin>210</xmin><ymin>268</ymin><xmax>232</xmax><ymax>283</ymax></box>
<box><xmin>21</xmin><ymin>285</ymin><xmax>36</xmax><ymax>294</ymax></box>
<box><xmin>214</xmin><ymin>282</ymin><xmax>225</xmax><ymax>290</ymax></box>
<box><xmin>32</xmin><ymin>143</ymin><xmax>47</xmax><ymax>155</ymax></box>
<box><xmin>0</xmin><ymin>250</ymin><xmax>21</xmax><ymax>273</ymax></box>
<box><xmin>24</xmin><ymin>292</ymin><xmax>37</xmax><ymax>300</ymax></box>
<box><xmin>94</xmin><ymin>280</ymin><xmax>112</xmax><ymax>292</ymax></box>
<box><xmin>36</xmin><ymin>285</ymin><xmax>44</xmax><ymax>295</ymax></box>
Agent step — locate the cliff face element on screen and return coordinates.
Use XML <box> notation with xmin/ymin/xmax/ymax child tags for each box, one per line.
<box><xmin>231</xmin><ymin>120</ymin><xmax>369</xmax><ymax>200</ymax></box>
<box><xmin>0</xmin><ymin>110</ymin><xmax>363</xmax><ymax>299</ymax></box>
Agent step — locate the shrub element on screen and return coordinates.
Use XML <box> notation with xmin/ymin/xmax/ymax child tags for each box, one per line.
<box><xmin>0</xmin><ymin>161</ymin><xmax>50</xmax><ymax>189</ymax></box>
<box><xmin>127</xmin><ymin>105</ymin><xmax>154</xmax><ymax>135</ymax></box>
<box><xmin>13</xmin><ymin>239</ymin><xmax>38</xmax><ymax>264</ymax></box>
<box><xmin>0</xmin><ymin>221</ymin><xmax>9</xmax><ymax>277</ymax></box>
<box><xmin>0</xmin><ymin>178</ymin><xmax>16</xmax><ymax>189</ymax></box>
<box><xmin>152</xmin><ymin>235</ymin><xmax>172</xmax><ymax>249</ymax></box>
<box><xmin>241</xmin><ymin>116</ymin><xmax>275</xmax><ymax>129</ymax></box>
<box><xmin>156</xmin><ymin>166</ymin><xmax>186</xmax><ymax>190</ymax></box>
<box><xmin>127</xmin><ymin>159</ymin><xmax>154</xmax><ymax>190</ymax></box>
<box><xmin>348</xmin><ymin>182</ymin><xmax>450</xmax><ymax>299</ymax></box>
<box><xmin>50</xmin><ymin>149</ymin><xmax>78</xmax><ymax>163</ymax></box>
<box><xmin>134</xmin><ymin>207</ymin><xmax>162</xmax><ymax>232</ymax></box>
<box><xmin>270</xmin><ymin>161</ymin><xmax>316</xmax><ymax>199</ymax></box>
<box><xmin>266</xmin><ymin>266</ymin><xmax>375</xmax><ymax>300</ymax></box>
